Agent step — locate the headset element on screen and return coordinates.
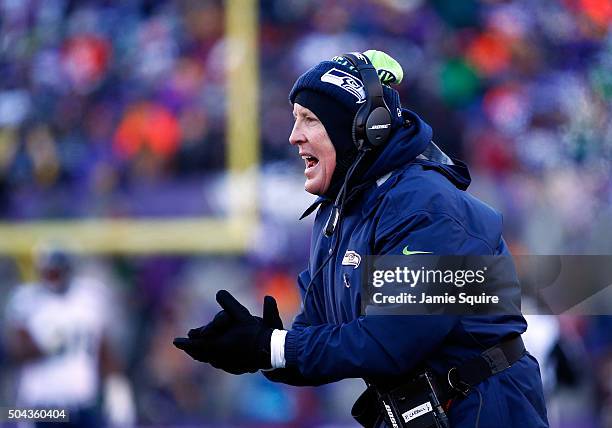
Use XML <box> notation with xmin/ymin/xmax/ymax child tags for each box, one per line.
<box><xmin>320</xmin><ymin>53</ymin><xmax>395</xmax><ymax>238</ymax></box>
<box><xmin>303</xmin><ymin>53</ymin><xmax>396</xmax><ymax>309</ymax></box>
<box><xmin>341</xmin><ymin>52</ymin><xmax>393</xmax><ymax>152</ymax></box>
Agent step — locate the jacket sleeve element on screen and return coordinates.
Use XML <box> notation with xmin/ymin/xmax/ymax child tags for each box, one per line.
<box><xmin>282</xmin><ymin>210</ymin><xmax>490</xmax><ymax>381</ymax></box>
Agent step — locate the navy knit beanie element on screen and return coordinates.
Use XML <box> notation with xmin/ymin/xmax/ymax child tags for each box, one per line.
<box><xmin>289</xmin><ymin>59</ymin><xmax>403</xmax><ymax>197</ymax></box>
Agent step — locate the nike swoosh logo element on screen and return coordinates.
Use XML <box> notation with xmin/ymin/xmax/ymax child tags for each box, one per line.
<box><xmin>402</xmin><ymin>246</ymin><xmax>432</xmax><ymax>256</ymax></box>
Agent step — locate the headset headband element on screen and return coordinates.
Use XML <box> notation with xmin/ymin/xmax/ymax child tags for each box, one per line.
<box><xmin>341</xmin><ymin>53</ymin><xmax>392</xmax><ymax>150</ymax></box>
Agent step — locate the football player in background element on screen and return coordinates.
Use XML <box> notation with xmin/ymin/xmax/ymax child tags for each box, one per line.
<box><xmin>3</xmin><ymin>245</ymin><xmax>135</xmax><ymax>427</ymax></box>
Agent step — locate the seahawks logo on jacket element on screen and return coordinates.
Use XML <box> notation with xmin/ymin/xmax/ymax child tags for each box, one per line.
<box><xmin>320</xmin><ymin>68</ymin><xmax>366</xmax><ymax>103</ymax></box>
<box><xmin>342</xmin><ymin>250</ymin><xmax>361</xmax><ymax>269</ymax></box>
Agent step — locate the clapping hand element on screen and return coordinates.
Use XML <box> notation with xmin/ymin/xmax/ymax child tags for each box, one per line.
<box><xmin>173</xmin><ymin>290</ymin><xmax>283</xmax><ymax>374</ymax></box>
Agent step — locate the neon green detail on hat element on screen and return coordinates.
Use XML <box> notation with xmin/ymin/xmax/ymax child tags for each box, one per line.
<box><xmin>363</xmin><ymin>50</ymin><xmax>404</xmax><ymax>85</ymax></box>
<box><xmin>332</xmin><ymin>50</ymin><xmax>404</xmax><ymax>86</ymax></box>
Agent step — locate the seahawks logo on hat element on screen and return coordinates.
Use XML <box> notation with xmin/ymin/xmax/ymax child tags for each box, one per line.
<box><xmin>321</xmin><ymin>68</ymin><xmax>366</xmax><ymax>103</ymax></box>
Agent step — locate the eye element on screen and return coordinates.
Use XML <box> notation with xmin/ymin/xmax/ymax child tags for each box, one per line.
<box><xmin>305</xmin><ymin>116</ymin><xmax>319</xmax><ymax>126</ymax></box>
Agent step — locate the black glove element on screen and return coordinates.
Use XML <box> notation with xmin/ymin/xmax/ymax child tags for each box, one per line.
<box><xmin>186</xmin><ymin>292</ymin><xmax>283</xmax><ymax>340</ymax></box>
<box><xmin>261</xmin><ymin>293</ymin><xmax>283</xmax><ymax>330</ymax></box>
<box><xmin>173</xmin><ymin>290</ymin><xmax>283</xmax><ymax>374</ymax></box>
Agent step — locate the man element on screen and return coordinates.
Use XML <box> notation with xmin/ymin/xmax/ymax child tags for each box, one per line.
<box><xmin>3</xmin><ymin>245</ymin><xmax>135</xmax><ymax>428</ymax></box>
<box><xmin>174</xmin><ymin>51</ymin><xmax>549</xmax><ymax>427</ymax></box>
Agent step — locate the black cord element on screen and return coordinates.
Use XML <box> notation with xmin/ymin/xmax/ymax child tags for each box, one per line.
<box><xmin>299</xmin><ymin>213</ymin><xmax>343</xmax><ymax>324</ymax></box>
<box><xmin>324</xmin><ymin>149</ymin><xmax>369</xmax><ymax>235</ymax></box>
<box><xmin>474</xmin><ymin>387</ymin><xmax>483</xmax><ymax>428</ymax></box>
<box><xmin>301</xmin><ymin>149</ymin><xmax>370</xmax><ymax>318</ymax></box>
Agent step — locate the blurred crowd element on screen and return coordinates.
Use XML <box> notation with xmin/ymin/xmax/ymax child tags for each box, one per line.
<box><xmin>1</xmin><ymin>0</ymin><xmax>611</xmax><ymax>426</ymax></box>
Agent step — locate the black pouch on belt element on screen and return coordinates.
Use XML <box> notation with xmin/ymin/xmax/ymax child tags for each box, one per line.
<box><xmin>374</xmin><ymin>371</ymin><xmax>450</xmax><ymax>428</ymax></box>
<box><xmin>358</xmin><ymin>334</ymin><xmax>526</xmax><ymax>427</ymax></box>
<box><xmin>351</xmin><ymin>385</ymin><xmax>381</xmax><ymax>427</ymax></box>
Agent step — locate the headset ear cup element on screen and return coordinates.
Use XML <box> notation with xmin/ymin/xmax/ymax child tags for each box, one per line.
<box><xmin>352</xmin><ymin>112</ymin><xmax>360</xmax><ymax>150</ymax></box>
<box><xmin>342</xmin><ymin>52</ymin><xmax>393</xmax><ymax>151</ymax></box>
<box><xmin>352</xmin><ymin>106</ymin><xmax>363</xmax><ymax>150</ymax></box>
<box><xmin>365</xmin><ymin>106</ymin><xmax>392</xmax><ymax>147</ymax></box>
<box><xmin>352</xmin><ymin>104</ymin><xmax>370</xmax><ymax>150</ymax></box>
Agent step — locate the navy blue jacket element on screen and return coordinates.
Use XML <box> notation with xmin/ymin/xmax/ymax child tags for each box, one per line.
<box><xmin>267</xmin><ymin>110</ymin><xmax>548</xmax><ymax>427</ymax></box>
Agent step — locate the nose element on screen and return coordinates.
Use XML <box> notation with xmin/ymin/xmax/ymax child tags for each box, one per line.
<box><xmin>289</xmin><ymin>121</ymin><xmax>304</xmax><ymax>146</ymax></box>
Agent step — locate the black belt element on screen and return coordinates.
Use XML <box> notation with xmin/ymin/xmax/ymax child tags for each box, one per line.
<box><xmin>444</xmin><ymin>334</ymin><xmax>526</xmax><ymax>400</ymax></box>
<box><xmin>352</xmin><ymin>334</ymin><xmax>526</xmax><ymax>427</ymax></box>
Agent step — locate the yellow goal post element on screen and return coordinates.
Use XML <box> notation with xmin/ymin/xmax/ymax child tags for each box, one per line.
<box><xmin>0</xmin><ymin>0</ymin><xmax>259</xmax><ymax>256</ymax></box>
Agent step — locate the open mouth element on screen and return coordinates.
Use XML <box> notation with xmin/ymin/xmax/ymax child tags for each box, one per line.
<box><xmin>301</xmin><ymin>154</ymin><xmax>319</xmax><ymax>170</ymax></box>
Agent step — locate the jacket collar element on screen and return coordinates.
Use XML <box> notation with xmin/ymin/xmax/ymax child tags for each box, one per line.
<box><xmin>298</xmin><ymin>109</ymin><xmax>444</xmax><ymax>220</ymax></box>
<box><xmin>299</xmin><ymin>170</ymin><xmax>398</xmax><ymax>220</ymax></box>
<box><xmin>299</xmin><ymin>196</ymin><xmax>329</xmax><ymax>220</ymax></box>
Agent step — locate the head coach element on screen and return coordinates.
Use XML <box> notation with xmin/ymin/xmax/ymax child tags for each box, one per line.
<box><xmin>174</xmin><ymin>51</ymin><xmax>549</xmax><ymax>428</ymax></box>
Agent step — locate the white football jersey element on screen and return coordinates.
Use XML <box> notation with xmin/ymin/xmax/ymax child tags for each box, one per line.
<box><xmin>5</xmin><ymin>277</ymin><xmax>110</xmax><ymax>408</ymax></box>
